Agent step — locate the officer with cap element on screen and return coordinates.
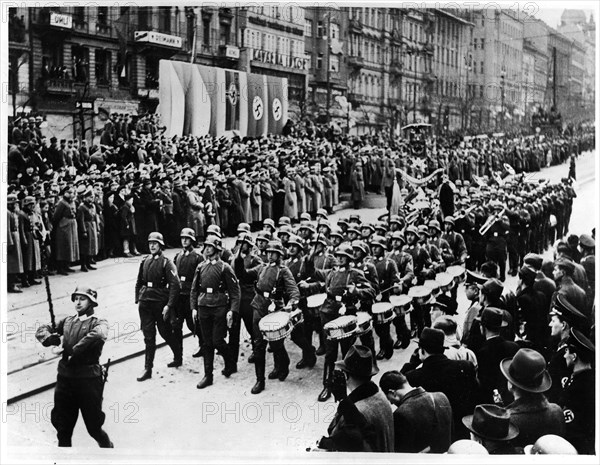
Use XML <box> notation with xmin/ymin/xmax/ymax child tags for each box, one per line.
<box><xmin>135</xmin><ymin>232</ymin><xmax>181</xmax><ymax>381</ymax></box>
<box><xmin>482</xmin><ymin>201</ymin><xmax>510</xmax><ymax>281</ymax></box>
<box><xmin>560</xmin><ymin>329</ymin><xmax>595</xmax><ymax>454</ymax></box>
<box><xmin>234</xmin><ymin>240</ymin><xmax>300</xmax><ymax>394</ymax></box>
<box><xmin>172</xmin><ymin>228</ymin><xmax>205</xmax><ymax>362</ymax></box>
<box><xmin>190</xmin><ymin>235</ymin><xmax>240</xmax><ymax>388</ymax></box>
<box><xmin>36</xmin><ymin>286</ymin><xmax>113</xmax><ymax>448</ymax></box>
<box><xmin>545</xmin><ymin>294</ymin><xmax>588</xmax><ymax>404</ymax></box>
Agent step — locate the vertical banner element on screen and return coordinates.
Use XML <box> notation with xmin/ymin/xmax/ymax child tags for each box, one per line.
<box><xmin>224</xmin><ymin>70</ymin><xmax>240</xmax><ymax>132</ymax></box>
<box><xmin>158</xmin><ymin>60</ymin><xmax>185</xmax><ymax>138</ymax></box>
<box><xmin>197</xmin><ymin>65</ymin><xmax>222</xmax><ymax>137</ymax></box>
<box><xmin>246</xmin><ymin>73</ymin><xmax>268</xmax><ymax>137</ymax></box>
<box><xmin>266</xmin><ymin>76</ymin><xmax>288</xmax><ymax>135</ymax></box>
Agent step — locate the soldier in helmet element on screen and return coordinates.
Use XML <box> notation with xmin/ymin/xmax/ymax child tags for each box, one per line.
<box><xmin>172</xmin><ymin>228</ymin><xmax>205</xmax><ymax>362</ymax></box>
<box><xmin>190</xmin><ymin>235</ymin><xmax>240</xmax><ymax>389</ymax></box>
<box><xmin>234</xmin><ymin>240</ymin><xmax>301</xmax><ymax>394</ymax></box>
<box><xmin>388</xmin><ymin>230</ymin><xmax>414</xmax><ymax>349</ymax></box>
<box><xmin>135</xmin><ymin>232</ymin><xmax>181</xmax><ymax>382</ymax></box>
<box><xmin>36</xmin><ymin>286</ymin><xmax>113</xmax><ymax>448</ymax></box>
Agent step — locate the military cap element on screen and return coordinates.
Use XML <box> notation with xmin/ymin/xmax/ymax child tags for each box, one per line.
<box><xmin>566</xmin><ymin>328</ymin><xmax>595</xmax><ymax>355</ymax></box>
<box><xmin>478</xmin><ymin>278</ymin><xmax>503</xmax><ymax>299</ymax></box>
<box><xmin>579</xmin><ymin>234</ymin><xmax>595</xmax><ymax>249</ymax></box>
<box><xmin>549</xmin><ymin>294</ymin><xmax>586</xmax><ymax>329</ymax></box>
<box><xmin>554</xmin><ymin>257</ymin><xmax>575</xmax><ymax>275</ymax></box>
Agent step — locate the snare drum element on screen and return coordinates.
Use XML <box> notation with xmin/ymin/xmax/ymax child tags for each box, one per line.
<box><xmin>447</xmin><ymin>265</ymin><xmax>466</xmax><ymax>284</ymax></box>
<box><xmin>372</xmin><ymin>302</ymin><xmax>395</xmax><ymax>324</ymax></box>
<box><xmin>408</xmin><ymin>286</ymin><xmax>432</xmax><ymax>306</ymax></box>
<box><xmin>324</xmin><ymin>315</ymin><xmax>357</xmax><ymax>340</ymax></box>
<box><xmin>423</xmin><ymin>280</ymin><xmax>441</xmax><ymax>297</ymax></box>
<box><xmin>389</xmin><ymin>294</ymin><xmax>412</xmax><ymax>315</ymax></box>
<box><xmin>435</xmin><ymin>272</ymin><xmax>455</xmax><ymax>292</ymax></box>
<box><xmin>259</xmin><ymin>312</ymin><xmax>293</xmax><ymax>342</ymax></box>
<box><xmin>355</xmin><ymin>312</ymin><xmax>373</xmax><ymax>336</ymax></box>
<box><xmin>306</xmin><ymin>293</ymin><xmax>327</xmax><ymax>309</ymax></box>
<box><xmin>289</xmin><ymin>308</ymin><xmax>304</xmax><ymax>326</ymax></box>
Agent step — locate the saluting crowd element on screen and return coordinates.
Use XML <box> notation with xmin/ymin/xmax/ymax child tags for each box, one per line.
<box><xmin>8</xmin><ymin>116</ymin><xmax>596</xmax><ymax>454</ymax></box>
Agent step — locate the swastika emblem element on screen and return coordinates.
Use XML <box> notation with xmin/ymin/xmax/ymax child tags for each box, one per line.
<box><xmin>253</xmin><ymin>96</ymin><xmax>263</xmax><ymax>120</ymax></box>
<box><xmin>272</xmin><ymin>98</ymin><xmax>282</xmax><ymax>121</ymax></box>
<box><xmin>227</xmin><ymin>83</ymin><xmax>238</xmax><ymax>106</ymax></box>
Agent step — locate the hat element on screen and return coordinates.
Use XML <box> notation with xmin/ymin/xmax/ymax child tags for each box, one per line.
<box><xmin>147</xmin><ymin>232</ymin><xmax>165</xmax><ymax>246</ymax></box>
<box><xmin>256</xmin><ymin>230</ymin><xmax>272</xmax><ymax>242</ymax></box>
<box><xmin>405</xmin><ymin>225</ymin><xmax>419</xmax><ymax>236</ymax></box>
<box><xmin>462</xmin><ymin>404</ymin><xmax>519</xmax><ymax>441</ymax></box>
<box><xmin>237</xmin><ymin>232</ymin><xmax>254</xmax><ymax>247</ymax></box>
<box><xmin>428</xmin><ymin>220</ymin><xmax>441</xmax><ymax>232</ymax></box>
<box><xmin>180</xmin><ymin>227</ymin><xmax>196</xmax><ymax>242</ymax></box>
<box><xmin>518</xmin><ymin>265</ymin><xmax>537</xmax><ymax>284</ymax></box>
<box><xmin>266</xmin><ymin>240</ymin><xmax>284</xmax><ymax>255</ymax></box>
<box><xmin>524</xmin><ymin>435</ymin><xmax>578</xmax><ymax>455</ymax></box>
<box><xmin>71</xmin><ymin>286</ymin><xmax>98</xmax><ymax>307</ymax></box>
<box><xmin>316</xmin><ymin>208</ymin><xmax>328</xmax><ymax>218</ymax></box>
<box><xmin>263</xmin><ymin>218</ymin><xmax>276</xmax><ymax>230</ymax></box>
<box><xmin>566</xmin><ymin>328</ymin><xmax>595</xmax><ymax>354</ymax></box>
<box><xmin>479</xmin><ymin>307</ymin><xmax>507</xmax><ymax>330</ymax></box>
<box><xmin>523</xmin><ymin>253</ymin><xmax>543</xmax><ymax>270</ymax></box>
<box><xmin>334</xmin><ymin>244</ymin><xmax>353</xmax><ymax>259</ymax></box>
<box><xmin>500</xmin><ymin>348</ymin><xmax>552</xmax><ymax>393</ymax></box>
<box><xmin>478</xmin><ymin>278</ymin><xmax>503</xmax><ymax>300</ymax></box>
<box><xmin>579</xmin><ymin>234</ymin><xmax>595</xmax><ymax>249</ymax></box>
<box><xmin>351</xmin><ymin>240</ymin><xmax>369</xmax><ymax>255</ymax></box>
<box><xmin>287</xmin><ymin>234</ymin><xmax>304</xmax><ymax>250</ymax></box>
<box><xmin>237</xmin><ymin>223</ymin><xmax>251</xmax><ymax>233</ymax></box>
<box><xmin>430</xmin><ymin>294</ymin><xmax>458</xmax><ymax>315</ymax></box>
<box><xmin>417</xmin><ymin>225</ymin><xmax>430</xmax><ymax>236</ymax></box>
<box><xmin>22</xmin><ymin>196</ymin><xmax>36</xmax><ymax>206</ymax></box>
<box><xmin>203</xmin><ymin>235</ymin><xmax>223</xmax><ymax>251</ymax></box>
<box><xmin>278</xmin><ymin>216</ymin><xmax>291</xmax><ymax>226</ymax></box>
<box><xmin>418</xmin><ymin>328</ymin><xmax>446</xmax><ymax>353</ymax></box>
<box><xmin>443</xmin><ymin>216</ymin><xmax>455</xmax><ymax>226</ymax></box>
<box><xmin>550</xmin><ymin>294</ymin><xmax>588</xmax><ymax>329</ymax></box>
<box><xmin>554</xmin><ymin>257</ymin><xmax>575</xmax><ymax>275</ymax></box>
<box><xmin>334</xmin><ymin>345</ymin><xmax>378</xmax><ymax>377</ymax></box>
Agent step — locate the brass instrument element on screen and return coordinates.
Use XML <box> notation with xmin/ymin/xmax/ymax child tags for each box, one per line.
<box><xmin>405</xmin><ymin>209</ymin><xmax>420</xmax><ymax>224</ymax></box>
<box><xmin>479</xmin><ymin>207</ymin><xmax>506</xmax><ymax>236</ymax></box>
<box><xmin>454</xmin><ymin>205</ymin><xmax>477</xmax><ymax>221</ymax></box>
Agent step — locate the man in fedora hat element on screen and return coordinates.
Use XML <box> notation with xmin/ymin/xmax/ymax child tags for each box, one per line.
<box><xmin>403</xmin><ymin>328</ymin><xmax>479</xmax><ymax>441</ymax></box>
<box><xmin>35</xmin><ymin>286</ymin><xmax>113</xmax><ymax>448</ymax></box>
<box><xmin>559</xmin><ymin>329</ymin><xmax>595</xmax><ymax>454</ymax></box>
<box><xmin>462</xmin><ymin>404</ymin><xmax>521</xmax><ymax>454</ymax></box>
<box><xmin>501</xmin><ymin>348</ymin><xmax>565</xmax><ymax>448</ymax></box>
<box><xmin>317</xmin><ymin>346</ymin><xmax>394</xmax><ymax>452</ymax></box>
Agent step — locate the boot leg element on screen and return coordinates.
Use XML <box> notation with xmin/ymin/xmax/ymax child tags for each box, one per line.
<box><xmin>318</xmin><ymin>363</ymin><xmax>333</xmax><ymax>402</ymax></box>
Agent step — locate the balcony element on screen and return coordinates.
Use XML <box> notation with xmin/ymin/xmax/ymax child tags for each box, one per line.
<box><xmin>96</xmin><ymin>23</ymin><xmax>111</xmax><ymax>35</ymax></box>
<box><xmin>44</xmin><ymin>78</ymin><xmax>74</xmax><ymax>95</ymax></box>
<box><xmin>347</xmin><ymin>55</ymin><xmax>365</xmax><ymax>69</ymax></box>
<box><xmin>348</xmin><ymin>92</ymin><xmax>364</xmax><ymax>106</ymax></box>
<box><xmin>349</xmin><ymin>19</ymin><xmax>363</xmax><ymax>33</ymax></box>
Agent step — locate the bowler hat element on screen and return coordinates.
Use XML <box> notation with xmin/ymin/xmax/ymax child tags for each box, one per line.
<box><xmin>462</xmin><ymin>404</ymin><xmax>519</xmax><ymax>441</ymax></box>
<box><xmin>523</xmin><ymin>253</ymin><xmax>543</xmax><ymax>270</ymax></box>
<box><xmin>334</xmin><ymin>345</ymin><xmax>378</xmax><ymax>377</ymax></box>
<box><xmin>418</xmin><ymin>328</ymin><xmax>446</xmax><ymax>353</ymax></box>
<box><xmin>500</xmin><ymin>348</ymin><xmax>552</xmax><ymax>393</ymax></box>
<box><xmin>71</xmin><ymin>286</ymin><xmax>98</xmax><ymax>307</ymax></box>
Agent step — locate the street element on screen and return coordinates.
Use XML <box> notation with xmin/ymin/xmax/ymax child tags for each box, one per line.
<box><xmin>4</xmin><ymin>151</ymin><xmax>596</xmax><ymax>455</ymax></box>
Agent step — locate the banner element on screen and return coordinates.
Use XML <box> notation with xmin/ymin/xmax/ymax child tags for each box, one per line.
<box><xmin>158</xmin><ymin>60</ymin><xmax>287</xmax><ymax>138</ymax></box>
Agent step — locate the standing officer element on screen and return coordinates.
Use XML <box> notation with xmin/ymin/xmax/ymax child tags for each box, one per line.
<box><xmin>190</xmin><ymin>236</ymin><xmax>240</xmax><ymax>389</ymax></box>
<box><xmin>301</xmin><ymin>244</ymin><xmax>376</xmax><ymax>402</ymax></box>
<box><xmin>235</xmin><ymin>240</ymin><xmax>300</xmax><ymax>395</ymax></box>
<box><xmin>135</xmin><ymin>232</ymin><xmax>181</xmax><ymax>382</ymax></box>
<box><xmin>482</xmin><ymin>201</ymin><xmax>510</xmax><ymax>281</ymax></box>
<box><xmin>173</xmin><ymin>228</ymin><xmax>204</xmax><ymax>363</ymax></box>
<box><xmin>36</xmin><ymin>286</ymin><xmax>113</xmax><ymax>448</ymax></box>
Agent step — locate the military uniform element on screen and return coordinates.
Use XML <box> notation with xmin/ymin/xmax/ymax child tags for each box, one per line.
<box><xmin>190</xmin><ymin>256</ymin><xmax>240</xmax><ymax>382</ymax></box>
<box><xmin>135</xmin><ymin>251</ymin><xmax>181</xmax><ymax>372</ymax></box>
<box><xmin>483</xmin><ymin>211</ymin><xmax>510</xmax><ymax>281</ymax></box>
<box><xmin>560</xmin><ymin>368</ymin><xmax>595</xmax><ymax>454</ymax></box>
<box><xmin>370</xmin><ymin>255</ymin><xmax>400</xmax><ymax>359</ymax></box>
<box><xmin>173</xmin><ymin>247</ymin><xmax>204</xmax><ymax>362</ymax></box>
<box><xmin>35</xmin><ymin>292</ymin><xmax>112</xmax><ymax>448</ymax></box>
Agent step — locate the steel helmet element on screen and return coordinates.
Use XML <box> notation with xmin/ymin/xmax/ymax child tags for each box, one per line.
<box><xmin>180</xmin><ymin>228</ymin><xmax>196</xmax><ymax>242</ymax></box>
<box><xmin>278</xmin><ymin>225</ymin><xmax>292</xmax><ymax>237</ymax></box>
<box><xmin>391</xmin><ymin>230</ymin><xmax>405</xmax><ymax>241</ymax></box>
<box><xmin>317</xmin><ymin>218</ymin><xmax>331</xmax><ymax>230</ymax></box>
<box><xmin>316</xmin><ymin>208</ymin><xmax>328</xmax><ymax>218</ymax></box>
<box><xmin>405</xmin><ymin>225</ymin><xmax>419</xmax><ymax>237</ymax></box>
<box><xmin>311</xmin><ymin>233</ymin><xmax>329</xmax><ymax>247</ymax></box>
<box><xmin>203</xmin><ymin>235</ymin><xmax>223</xmax><ymax>251</ymax></box>
<box><xmin>263</xmin><ymin>218</ymin><xmax>276</xmax><ymax>230</ymax></box>
<box><xmin>351</xmin><ymin>240</ymin><xmax>369</xmax><ymax>256</ymax></box>
<box><xmin>237</xmin><ymin>223</ymin><xmax>251</xmax><ymax>233</ymax></box>
<box><xmin>330</xmin><ymin>226</ymin><xmax>344</xmax><ymax>238</ymax></box>
<box><xmin>334</xmin><ymin>244</ymin><xmax>353</xmax><ymax>259</ymax></box>
<box><xmin>256</xmin><ymin>230</ymin><xmax>272</xmax><ymax>242</ymax></box>
<box><xmin>71</xmin><ymin>286</ymin><xmax>98</xmax><ymax>307</ymax></box>
<box><xmin>287</xmin><ymin>234</ymin><xmax>304</xmax><ymax>250</ymax></box>
<box><xmin>300</xmin><ymin>212</ymin><xmax>312</xmax><ymax>222</ymax></box>
<box><xmin>206</xmin><ymin>224</ymin><xmax>222</xmax><ymax>238</ymax></box>
<box><xmin>278</xmin><ymin>216</ymin><xmax>291</xmax><ymax>226</ymax></box>
<box><xmin>370</xmin><ymin>235</ymin><xmax>387</xmax><ymax>249</ymax></box>
<box><xmin>266</xmin><ymin>240</ymin><xmax>285</xmax><ymax>256</ymax></box>
<box><xmin>148</xmin><ymin>231</ymin><xmax>165</xmax><ymax>246</ymax></box>
<box><xmin>237</xmin><ymin>232</ymin><xmax>254</xmax><ymax>246</ymax></box>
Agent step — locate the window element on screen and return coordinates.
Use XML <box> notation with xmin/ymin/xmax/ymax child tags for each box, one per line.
<box><xmin>203</xmin><ymin>18</ymin><xmax>210</xmax><ymax>45</ymax></box>
<box><xmin>481</xmin><ymin>38</ymin><xmax>485</xmax><ymax>50</ymax></box>
<box><xmin>98</xmin><ymin>6</ymin><xmax>108</xmax><ymax>25</ymax></box>
<box><xmin>317</xmin><ymin>21</ymin><xmax>324</xmax><ymax>38</ymax></box>
<box><xmin>95</xmin><ymin>49</ymin><xmax>111</xmax><ymax>86</ymax></box>
<box><xmin>480</xmin><ymin>61</ymin><xmax>484</xmax><ymax>74</ymax></box>
<box><xmin>330</xmin><ymin>23</ymin><xmax>339</xmax><ymax>40</ymax></box>
<box><xmin>316</xmin><ymin>53</ymin><xmax>323</xmax><ymax>70</ymax></box>
<box><xmin>305</xmin><ymin>52</ymin><xmax>311</xmax><ymax>70</ymax></box>
<box><xmin>138</xmin><ymin>7</ymin><xmax>150</xmax><ymax>30</ymax></box>
<box><xmin>330</xmin><ymin>55</ymin><xmax>340</xmax><ymax>72</ymax></box>
<box><xmin>116</xmin><ymin>52</ymin><xmax>129</xmax><ymax>86</ymax></box>
<box><xmin>41</xmin><ymin>42</ymin><xmax>63</xmax><ymax>79</ymax></box>
<box><xmin>74</xmin><ymin>7</ymin><xmax>85</xmax><ymax>24</ymax></box>
<box><xmin>159</xmin><ymin>7</ymin><xmax>171</xmax><ymax>33</ymax></box>
<box><xmin>473</xmin><ymin>38</ymin><xmax>477</xmax><ymax>49</ymax></box>
<box><xmin>187</xmin><ymin>11</ymin><xmax>195</xmax><ymax>51</ymax></box>
<box><xmin>305</xmin><ymin>19</ymin><xmax>312</xmax><ymax>37</ymax></box>
<box><xmin>220</xmin><ymin>22</ymin><xmax>230</xmax><ymax>45</ymax></box>
<box><xmin>72</xmin><ymin>46</ymin><xmax>89</xmax><ymax>83</ymax></box>
<box><xmin>145</xmin><ymin>56</ymin><xmax>159</xmax><ymax>88</ymax></box>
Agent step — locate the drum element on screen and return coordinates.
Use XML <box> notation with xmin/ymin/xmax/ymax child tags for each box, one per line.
<box><xmin>435</xmin><ymin>272</ymin><xmax>455</xmax><ymax>292</ymax></box>
<box><xmin>289</xmin><ymin>308</ymin><xmax>304</xmax><ymax>326</ymax></box>
<box><xmin>389</xmin><ymin>294</ymin><xmax>412</xmax><ymax>315</ymax></box>
<box><xmin>259</xmin><ymin>312</ymin><xmax>293</xmax><ymax>342</ymax></box>
<box><xmin>423</xmin><ymin>280</ymin><xmax>441</xmax><ymax>297</ymax></box>
<box><xmin>324</xmin><ymin>315</ymin><xmax>357</xmax><ymax>341</ymax></box>
<box><xmin>408</xmin><ymin>285</ymin><xmax>432</xmax><ymax>306</ymax></box>
<box><xmin>355</xmin><ymin>312</ymin><xmax>373</xmax><ymax>336</ymax></box>
<box><xmin>447</xmin><ymin>265</ymin><xmax>466</xmax><ymax>285</ymax></box>
<box><xmin>306</xmin><ymin>293</ymin><xmax>327</xmax><ymax>309</ymax></box>
<box><xmin>372</xmin><ymin>302</ymin><xmax>395</xmax><ymax>324</ymax></box>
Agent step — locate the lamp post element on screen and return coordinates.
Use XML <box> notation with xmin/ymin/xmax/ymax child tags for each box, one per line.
<box><xmin>325</xmin><ymin>11</ymin><xmax>332</xmax><ymax>124</ymax></box>
<box><xmin>463</xmin><ymin>53</ymin><xmax>472</xmax><ymax>131</ymax></box>
<box><xmin>500</xmin><ymin>69</ymin><xmax>505</xmax><ymax>131</ymax></box>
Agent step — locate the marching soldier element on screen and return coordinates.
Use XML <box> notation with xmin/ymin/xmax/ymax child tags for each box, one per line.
<box><xmin>482</xmin><ymin>201</ymin><xmax>510</xmax><ymax>281</ymax></box>
<box><xmin>36</xmin><ymin>286</ymin><xmax>113</xmax><ymax>448</ymax></box>
<box><xmin>135</xmin><ymin>232</ymin><xmax>181</xmax><ymax>382</ymax></box>
<box><xmin>442</xmin><ymin>216</ymin><xmax>468</xmax><ymax>265</ymax></box>
<box><xmin>234</xmin><ymin>240</ymin><xmax>301</xmax><ymax>394</ymax></box>
<box><xmin>173</xmin><ymin>228</ymin><xmax>204</xmax><ymax>363</ymax></box>
<box><xmin>300</xmin><ymin>244</ymin><xmax>375</xmax><ymax>402</ymax></box>
<box><xmin>190</xmin><ymin>236</ymin><xmax>240</xmax><ymax>389</ymax></box>
<box><xmin>369</xmin><ymin>235</ymin><xmax>401</xmax><ymax>360</ymax></box>
<box><xmin>387</xmin><ymin>230</ymin><xmax>414</xmax><ymax>349</ymax></box>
